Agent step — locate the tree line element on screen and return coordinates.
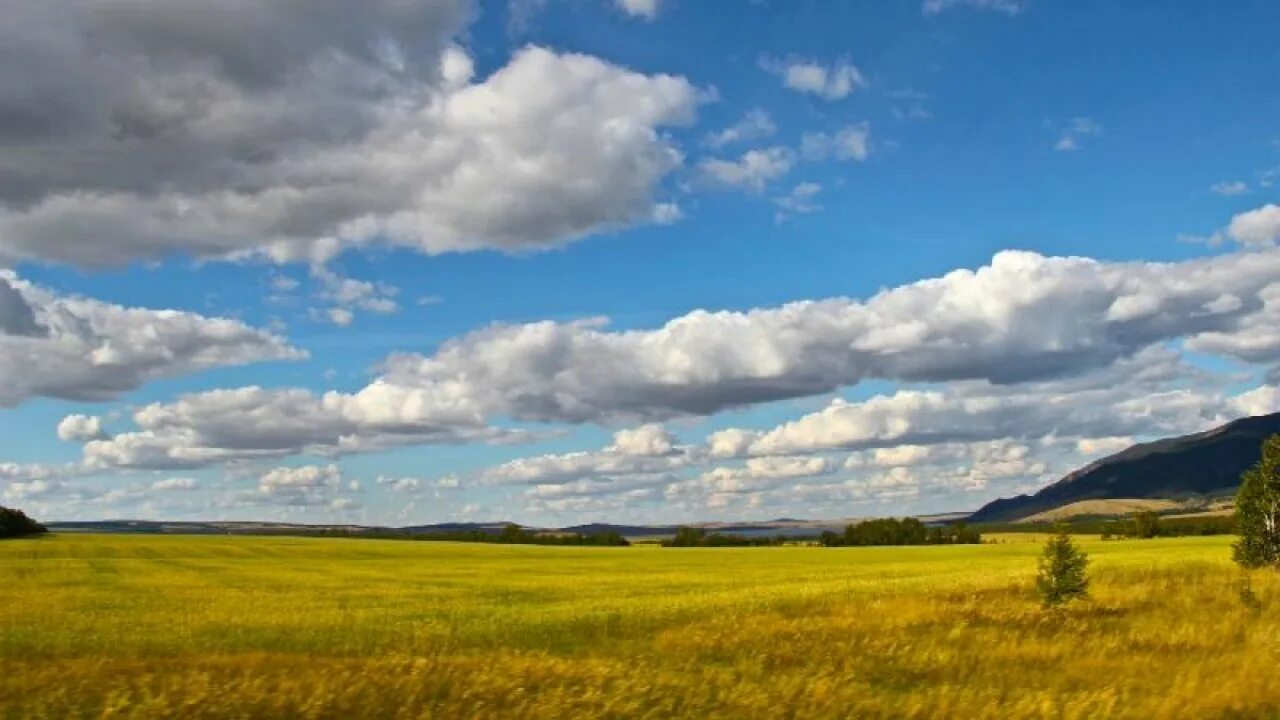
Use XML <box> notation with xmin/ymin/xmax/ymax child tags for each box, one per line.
<box><xmin>1097</xmin><ymin>510</ymin><xmax>1237</xmax><ymax>539</ymax></box>
<box><xmin>661</xmin><ymin>527</ymin><xmax>790</xmax><ymax>547</ymax></box>
<box><xmin>975</xmin><ymin>513</ymin><xmax>1234</xmax><ymax>537</ymax></box>
<box><xmin>819</xmin><ymin>518</ymin><xmax>982</xmax><ymax>547</ymax></box>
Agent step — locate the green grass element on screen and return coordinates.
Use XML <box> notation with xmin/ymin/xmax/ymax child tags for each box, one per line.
<box><xmin>2</xmin><ymin>533</ymin><xmax>1278</xmax><ymax>718</ymax></box>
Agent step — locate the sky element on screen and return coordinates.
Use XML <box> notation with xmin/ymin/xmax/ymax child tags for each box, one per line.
<box><xmin>3</xmin><ymin>0</ymin><xmax>1280</xmax><ymax>527</ymax></box>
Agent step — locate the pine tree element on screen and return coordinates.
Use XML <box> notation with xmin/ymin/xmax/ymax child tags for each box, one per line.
<box><xmin>1234</xmin><ymin>434</ymin><xmax>1280</xmax><ymax>570</ymax></box>
<box><xmin>1036</xmin><ymin>529</ymin><xmax>1089</xmax><ymax>607</ymax></box>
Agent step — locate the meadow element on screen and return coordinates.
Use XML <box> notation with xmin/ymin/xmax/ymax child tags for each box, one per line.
<box><xmin>2</xmin><ymin>533</ymin><xmax>1278</xmax><ymax>719</ymax></box>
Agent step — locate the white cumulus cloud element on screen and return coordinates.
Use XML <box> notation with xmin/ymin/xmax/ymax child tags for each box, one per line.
<box><xmin>0</xmin><ymin>271</ymin><xmax>302</xmax><ymax>408</ymax></box>
<box><xmin>0</xmin><ymin>0</ymin><xmax>698</xmax><ymax>267</ymax></box>
<box><xmin>762</xmin><ymin>57</ymin><xmax>866</xmax><ymax>101</ymax></box>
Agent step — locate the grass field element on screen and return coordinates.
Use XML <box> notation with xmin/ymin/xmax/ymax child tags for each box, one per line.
<box><xmin>2</xmin><ymin>534</ymin><xmax>1278</xmax><ymax>719</ymax></box>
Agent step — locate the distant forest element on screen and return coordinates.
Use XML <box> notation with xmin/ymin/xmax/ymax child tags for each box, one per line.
<box><xmin>661</xmin><ymin>518</ymin><xmax>982</xmax><ymax>548</ymax></box>
<box><xmin>973</xmin><ymin>513</ymin><xmax>1235</xmax><ymax>537</ymax></box>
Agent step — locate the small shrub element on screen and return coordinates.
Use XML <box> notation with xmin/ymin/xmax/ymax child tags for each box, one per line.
<box><xmin>1036</xmin><ymin>529</ymin><xmax>1089</xmax><ymax>608</ymax></box>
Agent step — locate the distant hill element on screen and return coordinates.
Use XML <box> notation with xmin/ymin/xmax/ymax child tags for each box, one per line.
<box><xmin>47</xmin><ymin>520</ymin><xmax>508</xmax><ymax>536</ymax></box>
<box><xmin>969</xmin><ymin>412</ymin><xmax>1280</xmax><ymax>523</ymax></box>
<box><xmin>0</xmin><ymin>506</ymin><xmax>47</xmax><ymax>538</ymax></box>
<box><xmin>46</xmin><ymin>515</ymin><xmax>962</xmax><ymax>540</ymax></box>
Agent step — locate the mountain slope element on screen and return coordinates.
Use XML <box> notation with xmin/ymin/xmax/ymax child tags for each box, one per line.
<box><xmin>969</xmin><ymin>412</ymin><xmax>1280</xmax><ymax>523</ymax></box>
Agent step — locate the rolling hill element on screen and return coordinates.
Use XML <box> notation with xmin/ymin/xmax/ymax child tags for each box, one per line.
<box><xmin>1014</xmin><ymin>498</ymin><xmax>1186</xmax><ymax>524</ymax></box>
<box><xmin>968</xmin><ymin>411</ymin><xmax>1280</xmax><ymax>523</ymax></box>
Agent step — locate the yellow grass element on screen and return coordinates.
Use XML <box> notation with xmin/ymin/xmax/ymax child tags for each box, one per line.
<box><xmin>2</xmin><ymin>533</ymin><xmax>1278</xmax><ymax>719</ymax></box>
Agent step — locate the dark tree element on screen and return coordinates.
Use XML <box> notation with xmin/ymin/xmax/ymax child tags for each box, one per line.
<box><xmin>497</xmin><ymin>523</ymin><xmax>527</xmax><ymax>543</ymax></box>
<box><xmin>0</xmin><ymin>506</ymin><xmax>47</xmax><ymax>539</ymax></box>
<box><xmin>1131</xmin><ymin>511</ymin><xmax>1161</xmax><ymax>539</ymax></box>
<box><xmin>1235</xmin><ymin>434</ymin><xmax>1280</xmax><ymax>570</ymax></box>
<box><xmin>950</xmin><ymin>521</ymin><xmax>982</xmax><ymax>544</ymax></box>
<box><xmin>1036</xmin><ymin>529</ymin><xmax>1089</xmax><ymax>608</ymax></box>
<box><xmin>667</xmin><ymin>527</ymin><xmax>708</xmax><ymax>547</ymax></box>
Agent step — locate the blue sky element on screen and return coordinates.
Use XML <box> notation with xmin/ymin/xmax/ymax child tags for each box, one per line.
<box><xmin>2</xmin><ymin>0</ymin><xmax>1280</xmax><ymax>526</ymax></box>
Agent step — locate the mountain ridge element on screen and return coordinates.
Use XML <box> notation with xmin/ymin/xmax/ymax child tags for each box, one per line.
<box><xmin>968</xmin><ymin>412</ymin><xmax>1280</xmax><ymax>523</ymax></box>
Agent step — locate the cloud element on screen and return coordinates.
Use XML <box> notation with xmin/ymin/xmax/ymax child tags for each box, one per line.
<box><xmin>923</xmin><ymin>0</ymin><xmax>1024</xmax><ymax>16</ymax></box>
<box><xmin>0</xmin><ymin>277</ymin><xmax>42</xmax><ymax>336</ymax></box>
<box><xmin>1053</xmin><ymin>117</ymin><xmax>1101</xmax><ymax>152</ymax></box>
<box><xmin>325</xmin><ymin>308</ymin><xmax>356</xmax><ymax>327</ymax></box>
<box><xmin>682</xmin><ymin>456</ymin><xmax>833</xmax><ymax>495</ymax></box>
<box><xmin>1259</xmin><ymin>167</ymin><xmax>1280</xmax><ymax>189</ymax></box>
<box><xmin>800</xmin><ymin>124</ymin><xmax>871</xmax><ymax>162</ymax></box>
<box><xmin>1180</xmin><ymin>203</ymin><xmax>1280</xmax><ymax>250</ymax></box>
<box><xmin>482</xmin><ymin>424</ymin><xmax>691</xmax><ymax>485</ymax></box>
<box><xmin>0</xmin><ymin>271</ymin><xmax>302</xmax><ymax>407</ymax></box>
<box><xmin>704</xmin><ymin>109</ymin><xmax>777</xmax><ymax>149</ymax></box>
<box><xmin>615</xmin><ymin>0</ymin><xmax>659</xmax><ymax>19</ymax></box>
<box><xmin>870</xmin><ymin>444</ymin><xmax>937</xmax><ymax>467</ymax></box>
<box><xmin>151</xmin><ymin>477</ymin><xmax>198</xmax><ymax>491</ymax></box>
<box><xmin>889</xmin><ymin>90</ymin><xmax>932</xmax><ymax>122</ymax></box>
<box><xmin>367</xmin><ymin>248</ymin><xmax>1280</xmax><ymax>424</ymax></box>
<box><xmin>80</xmin><ymin>385</ymin><xmax>523</xmax><ymax>470</ymax></box>
<box><xmin>493</xmin><ymin>425</ymin><xmax>1015</xmax><ymax>517</ymax></box>
<box><xmin>1075</xmin><ymin>437</ymin><xmax>1133</xmax><ymax>456</ymax></box>
<box><xmin>669</xmin><ymin>375</ymin><xmax>1280</xmax><ymax>515</ymax></box>
<box><xmin>715</xmin><ymin>354</ymin><xmax>1234</xmax><ymax>459</ymax></box>
<box><xmin>65</xmin><ymin>248</ymin><xmax>1280</xmax><ymax>472</ymax></box>
<box><xmin>697</xmin><ymin>147</ymin><xmax>795</xmax><ymax>193</ymax></box>
<box><xmin>1</xmin><ymin>478</ymin><xmax>64</xmax><ymax>503</ymax></box>
<box><xmin>1227</xmin><ymin>204</ymin><xmax>1280</xmax><ymax>248</ymax></box>
<box><xmin>762</xmin><ymin>57</ymin><xmax>866</xmax><ymax>100</ymax></box>
<box><xmin>1231</xmin><ymin>385</ymin><xmax>1280</xmax><ymax>417</ymax></box>
<box><xmin>1210</xmin><ymin>181</ymin><xmax>1250</xmax><ymax>196</ymax></box>
<box><xmin>478</xmin><ymin>424</ymin><xmax>689</xmax><ymax>514</ymax></box>
<box><xmin>376</xmin><ymin>475</ymin><xmax>423</xmax><ymax>493</ymax></box>
<box><xmin>1183</xmin><ymin>283</ymin><xmax>1280</xmax><ymax>362</ymax></box>
<box><xmin>707</xmin><ymin>428</ymin><xmax>759</xmax><ymax>459</ymax></box>
<box><xmin>310</xmin><ymin>268</ymin><xmax>400</xmax><ymax>326</ymax></box>
<box><xmin>57</xmin><ymin>415</ymin><xmax>108</xmax><ymax>442</ymax></box>
<box><xmin>86</xmin><ymin>360</ymin><xmax>1262</xmax><ymax>522</ymax></box>
<box><xmin>650</xmin><ymin>437</ymin><xmax>1055</xmax><ymax>516</ymax></box>
<box><xmin>0</xmin><ymin>0</ymin><xmax>698</xmax><ymax>267</ymax></box>
<box><xmin>774</xmin><ymin>182</ymin><xmax>823</xmax><ymax>220</ymax></box>
<box><xmin>488</xmin><ymin>353</ymin><xmax>1239</xmax><ymax>512</ymax></box>
<box><xmin>243</xmin><ymin>464</ymin><xmax>346</xmax><ymax>506</ymax></box>
<box><xmin>271</xmin><ymin>275</ymin><xmax>301</xmax><ymax>292</ymax></box>
<box><xmin>638</xmin><ymin>358</ymin><xmax>1280</xmax><ymax>516</ymax></box>
<box><xmin>0</xmin><ymin>462</ymin><xmax>57</xmax><ymax>483</ymax></box>
<box><xmin>611</xmin><ymin>423</ymin><xmax>678</xmax><ymax>456</ymax></box>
